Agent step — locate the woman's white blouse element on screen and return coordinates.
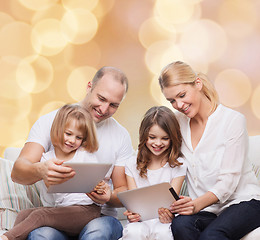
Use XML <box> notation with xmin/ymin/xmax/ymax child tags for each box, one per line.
<box><xmin>177</xmin><ymin>104</ymin><xmax>260</xmax><ymax>215</ymax></box>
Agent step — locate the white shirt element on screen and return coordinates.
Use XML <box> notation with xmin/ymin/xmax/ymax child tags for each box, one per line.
<box><xmin>177</xmin><ymin>104</ymin><xmax>260</xmax><ymax>215</ymax></box>
<box><xmin>27</xmin><ymin>109</ymin><xmax>134</xmax><ymax>216</ymax></box>
<box><xmin>125</xmin><ymin>155</ymin><xmax>187</xmax><ymax>188</ymax></box>
<box><xmin>38</xmin><ymin>148</ymin><xmax>97</xmax><ymax>207</ymax></box>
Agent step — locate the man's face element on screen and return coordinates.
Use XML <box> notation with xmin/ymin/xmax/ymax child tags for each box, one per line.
<box><xmin>84</xmin><ymin>74</ymin><xmax>126</xmax><ymax>123</ymax></box>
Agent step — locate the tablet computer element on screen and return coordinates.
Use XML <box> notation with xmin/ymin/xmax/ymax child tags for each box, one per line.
<box><xmin>117</xmin><ymin>182</ymin><xmax>179</xmax><ymax>221</ymax></box>
<box><xmin>48</xmin><ymin>162</ymin><xmax>112</xmax><ymax>193</ymax></box>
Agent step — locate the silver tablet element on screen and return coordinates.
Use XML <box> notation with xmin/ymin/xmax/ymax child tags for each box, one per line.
<box><xmin>48</xmin><ymin>162</ymin><xmax>112</xmax><ymax>193</ymax></box>
<box><xmin>117</xmin><ymin>182</ymin><xmax>178</xmax><ymax>221</ymax></box>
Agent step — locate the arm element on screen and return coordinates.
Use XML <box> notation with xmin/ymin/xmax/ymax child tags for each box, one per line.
<box><xmin>11</xmin><ymin>142</ymin><xmax>75</xmax><ymax>186</ymax></box>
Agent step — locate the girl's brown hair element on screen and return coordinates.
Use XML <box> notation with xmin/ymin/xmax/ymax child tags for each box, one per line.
<box><xmin>50</xmin><ymin>104</ymin><xmax>98</xmax><ymax>153</ymax></box>
<box><xmin>137</xmin><ymin>106</ymin><xmax>183</xmax><ymax>178</ymax></box>
<box><xmin>158</xmin><ymin>61</ymin><xmax>219</xmax><ymax>113</ymax></box>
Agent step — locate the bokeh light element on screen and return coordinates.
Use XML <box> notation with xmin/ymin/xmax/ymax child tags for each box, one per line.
<box><xmin>67</xmin><ymin>66</ymin><xmax>97</xmax><ymax>102</ymax></box>
<box><xmin>215</xmin><ymin>69</ymin><xmax>252</xmax><ymax>108</ymax></box>
<box><xmin>0</xmin><ymin>0</ymin><xmax>259</xmax><ymax>155</ymax></box>
<box><xmin>61</xmin><ymin>9</ymin><xmax>98</xmax><ymax>45</ymax></box>
<box><xmin>31</xmin><ymin>19</ymin><xmax>68</xmax><ymax>56</ymax></box>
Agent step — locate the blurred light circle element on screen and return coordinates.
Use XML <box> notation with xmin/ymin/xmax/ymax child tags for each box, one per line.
<box><xmin>0</xmin><ymin>94</ymin><xmax>32</xmax><ymax>123</ymax></box>
<box><xmin>0</xmin><ymin>12</ymin><xmax>14</xmax><ymax>30</ymax></box>
<box><xmin>62</xmin><ymin>0</ymin><xmax>99</xmax><ymax>11</ymax></box>
<box><xmin>138</xmin><ymin>17</ymin><xmax>176</xmax><ymax>49</ymax></box>
<box><xmin>0</xmin><ymin>22</ymin><xmax>35</xmax><ymax>58</ymax></box>
<box><xmin>180</xmin><ymin>19</ymin><xmax>227</xmax><ymax>63</ymax></box>
<box><xmin>218</xmin><ymin>0</ymin><xmax>257</xmax><ymax>38</ymax></box>
<box><xmin>0</xmin><ymin>57</ymin><xmax>29</xmax><ymax>99</ymax></box>
<box><xmin>150</xmin><ymin>76</ymin><xmax>173</xmax><ymax>109</ymax></box>
<box><xmin>31</xmin><ymin>4</ymin><xmax>65</xmax><ymax>24</ymax></box>
<box><xmin>145</xmin><ymin>40</ymin><xmax>179</xmax><ymax>74</ymax></box>
<box><xmin>92</xmin><ymin>0</ymin><xmax>115</xmax><ymax>18</ymax></box>
<box><xmin>16</xmin><ymin>55</ymin><xmax>53</xmax><ymax>94</ymax></box>
<box><xmin>31</xmin><ymin>19</ymin><xmax>68</xmax><ymax>56</ymax></box>
<box><xmin>18</xmin><ymin>0</ymin><xmax>58</xmax><ymax>11</ymax></box>
<box><xmin>215</xmin><ymin>69</ymin><xmax>252</xmax><ymax>108</ymax></box>
<box><xmin>67</xmin><ymin>66</ymin><xmax>97</xmax><ymax>101</ymax></box>
<box><xmin>0</xmin><ymin>118</ymin><xmax>30</xmax><ymax>146</ymax></box>
<box><xmin>154</xmin><ymin>0</ymin><xmax>195</xmax><ymax>25</ymax></box>
<box><xmin>39</xmin><ymin>101</ymin><xmax>66</xmax><ymax>117</ymax></box>
<box><xmin>61</xmin><ymin>9</ymin><xmax>98</xmax><ymax>45</ymax></box>
<box><xmin>64</xmin><ymin>41</ymin><xmax>101</xmax><ymax>67</ymax></box>
<box><xmin>251</xmin><ymin>85</ymin><xmax>260</xmax><ymax>119</ymax></box>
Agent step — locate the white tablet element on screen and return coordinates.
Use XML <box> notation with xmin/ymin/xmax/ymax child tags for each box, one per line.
<box><xmin>48</xmin><ymin>163</ymin><xmax>112</xmax><ymax>193</ymax></box>
<box><xmin>117</xmin><ymin>182</ymin><xmax>178</xmax><ymax>221</ymax></box>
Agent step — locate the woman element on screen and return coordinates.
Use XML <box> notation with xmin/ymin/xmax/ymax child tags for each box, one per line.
<box><xmin>158</xmin><ymin>61</ymin><xmax>260</xmax><ymax>240</ymax></box>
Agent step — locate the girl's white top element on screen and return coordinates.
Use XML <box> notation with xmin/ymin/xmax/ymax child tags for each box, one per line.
<box><xmin>37</xmin><ymin>148</ymin><xmax>98</xmax><ymax>207</ymax></box>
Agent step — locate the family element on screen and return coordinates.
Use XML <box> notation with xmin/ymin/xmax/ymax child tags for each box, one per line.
<box><xmin>1</xmin><ymin>61</ymin><xmax>260</xmax><ymax>240</ymax></box>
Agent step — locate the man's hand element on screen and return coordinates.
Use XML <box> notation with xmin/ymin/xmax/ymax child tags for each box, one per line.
<box><xmin>124</xmin><ymin>210</ymin><xmax>141</xmax><ymax>223</ymax></box>
<box><xmin>42</xmin><ymin>158</ymin><xmax>75</xmax><ymax>187</ymax></box>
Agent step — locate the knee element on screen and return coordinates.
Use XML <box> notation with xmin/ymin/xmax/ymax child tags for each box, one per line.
<box><xmin>79</xmin><ymin>216</ymin><xmax>123</xmax><ymax>240</ymax></box>
<box><xmin>28</xmin><ymin>227</ymin><xmax>67</xmax><ymax>240</ymax></box>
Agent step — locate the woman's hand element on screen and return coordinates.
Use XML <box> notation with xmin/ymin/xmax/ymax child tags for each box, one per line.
<box><xmin>158</xmin><ymin>207</ymin><xmax>174</xmax><ymax>223</ymax></box>
<box><xmin>124</xmin><ymin>210</ymin><xmax>141</xmax><ymax>223</ymax></box>
<box><xmin>170</xmin><ymin>196</ymin><xmax>197</xmax><ymax>215</ymax></box>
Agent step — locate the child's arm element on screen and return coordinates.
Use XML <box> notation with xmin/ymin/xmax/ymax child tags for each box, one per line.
<box><xmin>126</xmin><ymin>175</ymin><xmax>137</xmax><ymax>190</ymax></box>
<box><xmin>123</xmin><ymin>175</ymin><xmax>141</xmax><ymax>222</ymax></box>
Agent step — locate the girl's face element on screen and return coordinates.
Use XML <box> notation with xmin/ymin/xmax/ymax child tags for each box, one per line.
<box><xmin>146</xmin><ymin>124</ymin><xmax>170</xmax><ymax>157</ymax></box>
<box><xmin>61</xmin><ymin>119</ymin><xmax>84</xmax><ymax>153</ymax></box>
<box><xmin>162</xmin><ymin>80</ymin><xmax>202</xmax><ymax>118</ymax></box>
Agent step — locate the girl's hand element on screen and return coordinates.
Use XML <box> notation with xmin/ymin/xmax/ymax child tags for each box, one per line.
<box><xmin>170</xmin><ymin>196</ymin><xmax>196</xmax><ymax>215</ymax></box>
<box><xmin>87</xmin><ymin>181</ymin><xmax>112</xmax><ymax>205</ymax></box>
<box><xmin>124</xmin><ymin>210</ymin><xmax>141</xmax><ymax>223</ymax></box>
<box><xmin>94</xmin><ymin>180</ymin><xmax>109</xmax><ymax>194</ymax></box>
<box><xmin>158</xmin><ymin>207</ymin><xmax>174</xmax><ymax>223</ymax></box>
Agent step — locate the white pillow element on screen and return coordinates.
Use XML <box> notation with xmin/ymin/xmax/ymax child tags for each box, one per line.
<box><xmin>0</xmin><ymin>157</ymin><xmax>42</xmax><ymax>230</ymax></box>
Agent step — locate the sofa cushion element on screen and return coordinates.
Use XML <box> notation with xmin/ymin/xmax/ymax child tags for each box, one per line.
<box><xmin>0</xmin><ymin>157</ymin><xmax>42</xmax><ymax>230</ymax></box>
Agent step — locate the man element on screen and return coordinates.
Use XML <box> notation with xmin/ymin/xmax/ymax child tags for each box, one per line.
<box><xmin>11</xmin><ymin>66</ymin><xmax>134</xmax><ymax>240</ymax></box>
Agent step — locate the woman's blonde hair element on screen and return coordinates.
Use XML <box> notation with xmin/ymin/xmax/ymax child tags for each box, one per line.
<box><xmin>158</xmin><ymin>61</ymin><xmax>219</xmax><ymax>112</ymax></box>
<box><xmin>51</xmin><ymin>104</ymin><xmax>98</xmax><ymax>153</ymax></box>
<box><xmin>137</xmin><ymin>106</ymin><xmax>183</xmax><ymax>178</ymax></box>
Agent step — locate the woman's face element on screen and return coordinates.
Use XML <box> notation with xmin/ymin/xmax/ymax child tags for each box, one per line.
<box><xmin>162</xmin><ymin>81</ymin><xmax>202</xmax><ymax>118</ymax></box>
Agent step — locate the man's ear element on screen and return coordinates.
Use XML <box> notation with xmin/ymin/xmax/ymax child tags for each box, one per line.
<box><xmin>87</xmin><ymin>81</ymin><xmax>92</xmax><ymax>90</ymax></box>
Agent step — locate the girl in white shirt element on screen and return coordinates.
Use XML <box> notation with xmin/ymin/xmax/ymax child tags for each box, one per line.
<box><xmin>158</xmin><ymin>61</ymin><xmax>260</xmax><ymax>240</ymax></box>
<box><xmin>122</xmin><ymin>106</ymin><xmax>187</xmax><ymax>240</ymax></box>
<box><xmin>1</xmin><ymin>104</ymin><xmax>110</xmax><ymax>240</ymax></box>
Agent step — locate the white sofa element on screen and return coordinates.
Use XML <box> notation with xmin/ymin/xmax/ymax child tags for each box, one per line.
<box><xmin>1</xmin><ymin>136</ymin><xmax>260</xmax><ymax>239</ymax></box>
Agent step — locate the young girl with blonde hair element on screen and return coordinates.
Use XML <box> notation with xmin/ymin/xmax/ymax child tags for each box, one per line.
<box><xmin>1</xmin><ymin>104</ymin><xmax>109</xmax><ymax>240</ymax></box>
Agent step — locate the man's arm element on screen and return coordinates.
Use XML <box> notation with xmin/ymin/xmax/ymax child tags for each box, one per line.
<box><xmin>11</xmin><ymin>142</ymin><xmax>75</xmax><ymax>186</ymax></box>
<box><xmin>11</xmin><ymin>142</ymin><xmax>46</xmax><ymax>185</ymax></box>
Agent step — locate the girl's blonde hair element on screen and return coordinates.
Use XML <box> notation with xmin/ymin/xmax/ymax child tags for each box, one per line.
<box><xmin>158</xmin><ymin>61</ymin><xmax>219</xmax><ymax>112</ymax></box>
<box><xmin>51</xmin><ymin>104</ymin><xmax>98</xmax><ymax>153</ymax></box>
<box><xmin>137</xmin><ymin>106</ymin><xmax>183</xmax><ymax>178</ymax></box>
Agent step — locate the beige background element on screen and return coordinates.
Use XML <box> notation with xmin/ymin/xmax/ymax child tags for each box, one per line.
<box><xmin>0</xmin><ymin>0</ymin><xmax>260</xmax><ymax>156</ymax></box>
